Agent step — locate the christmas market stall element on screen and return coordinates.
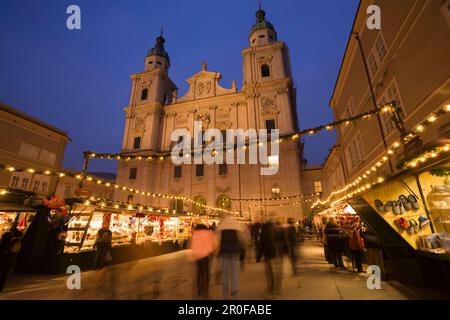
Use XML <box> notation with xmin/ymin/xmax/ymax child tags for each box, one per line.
<box><xmin>347</xmin><ymin>157</ymin><xmax>450</xmax><ymax>291</ymax></box>
<box><xmin>59</xmin><ymin>201</ymin><xmax>193</xmax><ymax>273</ymax></box>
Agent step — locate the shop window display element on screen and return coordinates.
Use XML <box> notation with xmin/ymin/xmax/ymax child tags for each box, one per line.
<box><xmin>417</xmin><ymin>164</ymin><xmax>450</xmax><ymax>253</ymax></box>
<box><xmin>63</xmin><ymin>204</ymin><xmax>196</xmax><ymax>253</ymax></box>
<box><xmin>362</xmin><ymin>175</ymin><xmax>433</xmax><ymax>249</ymax></box>
<box><xmin>0</xmin><ymin>211</ymin><xmax>35</xmax><ymax>238</ymax></box>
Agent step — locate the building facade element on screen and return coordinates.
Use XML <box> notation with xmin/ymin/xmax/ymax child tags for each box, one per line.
<box><xmin>0</xmin><ymin>102</ymin><xmax>69</xmax><ymax>196</ymax></box>
<box><xmin>312</xmin><ymin>0</ymin><xmax>450</xmax><ymax>210</ymax></box>
<box><xmin>114</xmin><ymin>8</ymin><xmax>304</xmax><ymax>221</ymax></box>
<box><xmin>55</xmin><ymin>170</ymin><xmax>115</xmax><ymax>200</ymax></box>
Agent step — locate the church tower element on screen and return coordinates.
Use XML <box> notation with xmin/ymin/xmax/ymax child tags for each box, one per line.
<box><xmin>121</xmin><ymin>32</ymin><xmax>177</xmax><ymax>153</ymax></box>
<box><xmin>241</xmin><ymin>6</ymin><xmax>303</xmax><ymax>220</ymax></box>
<box><xmin>242</xmin><ymin>6</ymin><xmax>297</xmax><ymax>134</ymax></box>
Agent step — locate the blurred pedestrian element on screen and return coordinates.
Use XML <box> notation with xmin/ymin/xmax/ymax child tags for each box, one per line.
<box><xmin>216</xmin><ymin>216</ymin><xmax>244</xmax><ymax>299</ymax></box>
<box><xmin>239</xmin><ymin>224</ymin><xmax>251</xmax><ymax>271</ymax></box>
<box><xmin>93</xmin><ymin>226</ymin><xmax>112</xmax><ymax>269</ymax></box>
<box><xmin>0</xmin><ymin>224</ymin><xmax>23</xmax><ymax>293</ymax></box>
<box><xmin>324</xmin><ymin>217</ymin><xmax>345</xmax><ymax>270</ymax></box>
<box><xmin>321</xmin><ymin>216</ymin><xmax>331</xmax><ymax>263</ymax></box>
<box><xmin>251</xmin><ymin>221</ymin><xmax>262</xmax><ymax>262</ymax></box>
<box><xmin>349</xmin><ymin>226</ymin><xmax>365</xmax><ymax>273</ymax></box>
<box><xmin>258</xmin><ymin>215</ymin><xmax>286</xmax><ymax>297</ymax></box>
<box><xmin>191</xmin><ymin>223</ymin><xmax>217</xmax><ymax>299</ymax></box>
<box><xmin>286</xmin><ymin>218</ymin><xmax>298</xmax><ymax>276</ymax></box>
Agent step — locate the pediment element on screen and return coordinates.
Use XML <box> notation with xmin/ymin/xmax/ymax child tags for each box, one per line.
<box><xmin>176</xmin><ymin>65</ymin><xmax>237</xmax><ymax>102</ymax></box>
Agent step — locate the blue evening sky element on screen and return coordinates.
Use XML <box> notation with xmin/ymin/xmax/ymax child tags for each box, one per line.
<box><xmin>0</xmin><ymin>0</ymin><xmax>359</xmax><ymax>172</ymax></box>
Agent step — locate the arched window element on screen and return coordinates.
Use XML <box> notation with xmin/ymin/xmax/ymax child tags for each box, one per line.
<box><xmin>141</xmin><ymin>88</ymin><xmax>148</xmax><ymax>101</ymax></box>
<box><xmin>193</xmin><ymin>196</ymin><xmax>207</xmax><ymax>215</ymax></box>
<box><xmin>261</xmin><ymin>64</ymin><xmax>270</xmax><ymax>78</ymax></box>
<box><xmin>216</xmin><ymin>195</ymin><xmax>231</xmax><ymax>210</ymax></box>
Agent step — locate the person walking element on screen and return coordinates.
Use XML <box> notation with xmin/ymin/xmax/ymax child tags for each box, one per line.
<box><xmin>348</xmin><ymin>225</ymin><xmax>366</xmax><ymax>273</ymax></box>
<box><xmin>0</xmin><ymin>224</ymin><xmax>23</xmax><ymax>293</ymax></box>
<box><xmin>216</xmin><ymin>216</ymin><xmax>244</xmax><ymax>300</ymax></box>
<box><xmin>93</xmin><ymin>226</ymin><xmax>112</xmax><ymax>269</ymax></box>
<box><xmin>258</xmin><ymin>215</ymin><xmax>287</xmax><ymax>297</ymax></box>
<box><xmin>324</xmin><ymin>217</ymin><xmax>345</xmax><ymax>270</ymax></box>
<box><xmin>251</xmin><ymin>221</ymin><xmax>262</xmax><ymax>262</ymax></box>
<box><xmin>191</xmin><ymin>223</ymin><xmax>217</xmax><ymax>299</ymax></box>
<box><xmin>286</xmin><ymin>218</ymin><xmax>298</xmax><ymax>276</ymax></box>
<box><xmin>239</xmin><ymin>224</ymin><xmax>251</xmax><ymax>271</ymax></box>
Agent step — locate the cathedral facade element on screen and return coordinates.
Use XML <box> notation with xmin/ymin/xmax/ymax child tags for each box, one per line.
<box><xmin>114</xmin><ymin>8</ymin><xmax>304</xmax><ymax>221</ymax></box>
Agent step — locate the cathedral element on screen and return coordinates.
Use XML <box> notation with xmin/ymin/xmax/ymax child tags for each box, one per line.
<box><xmin>114</xmin><ymin>8</ymin><xmax>304</xmax><ymax>221</ymax></box>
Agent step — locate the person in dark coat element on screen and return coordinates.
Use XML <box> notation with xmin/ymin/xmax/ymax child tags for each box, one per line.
<box><xmin>216</xmin><ymin>216</ymin><xmax>244</xmax><ymax>299</ymax></box>
<box><xmin>324</xmin><ymin>217</ymin><xmax>345</xmax><ymax>270</ymax></box>
<box><xmin>0</xmin><ymin>224</ymin><xmax>23</xmax><ymax>292</ymax></box>
<box><xmin>258</xmin><ymin>218</ymin><xmax>277</xmax><ymax>295</ymax></box>
<box><xmin>93</xmin><ymin>227</ymin><xmax>112</xmax><ymax>269</ymax></box>
<box><xmin>286</xmin><ymin>218</ymin><xmax>298</xmax><ymax>276</ymax></box>
<box><xmin>251</xmin><ymin>222</ymin><xmax>262</xmax><ymax>262</ymax></box>
<box><xmin>258</xmin><ymin>216</ymin><xmax>287</xmax><ymax>296</ymax></box>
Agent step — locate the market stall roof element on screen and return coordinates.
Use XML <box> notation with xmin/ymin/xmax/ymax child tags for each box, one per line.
<box><xmin>0</xmin><ymin>203</ymin><xmax>37</xmax><ymax>212</ymax></box>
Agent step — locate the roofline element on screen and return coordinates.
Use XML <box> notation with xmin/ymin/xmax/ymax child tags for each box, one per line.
<box><xmin>302</xmin><ymin>167</ymin><xmax>322</xmax><ymax>172</ymax></box>
<box><xmin>322</xmin><ymin>145</ymin><xmax>339</xmax><ymax>167</ymax></box>
<box><xmin>0</xmin><ymin>102</ymin><xmax>70</xmax><ymax>139</ymax></box>
<box><xmin>61</xmin><ymin>168</ymin><xmax>115</xmax><ymax>182</ymax></box>
<box><xmin>329</xmin><ymin>0</ymin><xmax>364</xmax><ymax>108</ymax></box>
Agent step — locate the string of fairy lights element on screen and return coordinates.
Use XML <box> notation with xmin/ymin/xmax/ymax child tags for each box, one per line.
<box><xmin>1</xmin><ymin>103</ymin><xmax>448</xmax><ymax>212</ymax></box>
<box><xmin>77</xmin><ymin>196</ymin><xmax>221</xmax><ymax>218</ymax></box>
<box><xmin>311</xmin><ymin>103</ymin><xmax>450</xmax><ymax>209</ymax></box>
<box><xmin>0</xmin><ymin>164</ymin><xmax>239</xmax><ymax>215</ymax></box>
<box><xmin>232</xmin><ymin>192</ymin><xmax>320</xmax><ymax>203</ymax></box>
<box><xmin>83</xmin><ymin>104</ymin><xmax>397</xmax><ymax>161</ymax></box>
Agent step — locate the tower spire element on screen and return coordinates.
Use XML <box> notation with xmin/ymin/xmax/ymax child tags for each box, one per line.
<box><xmin>145</xmin><ymin>29</ymin><xmax>170</xmax><ymax>71</ymax></box>
<box><xmin>249</xmin><ymin>3</ymin><xmax>277</xmax><ymax>46</ymax></box>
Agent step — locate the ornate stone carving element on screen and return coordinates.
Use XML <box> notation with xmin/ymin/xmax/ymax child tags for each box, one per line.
<box><xmin>260</xmin><ymin>96</ymin><xmax>279</xmax><ymax>116</ymax></box>
<box><xmin>216</xmin><ymin>108</ymin><xmax>232</xmax><ymax>129</ymax></box>
<box><xmin>175</xmin><ymin>113</ymin><xmax>189</xmax><ymax>127</ymax></box>
<box><xmin>197</xmin><ymin>82</ymin><xmax>204</xmax><ymax>95</ymax></box>
<box><xmin>195</xmin><ymin>113</ymin><xmax>211</xmax><ymax>129</ymax></box>
<box><xmin>134</xmin><ymin>117</ymin><xmax>145</xmax><ymax>132</ymax></box>
<box><xmin>196</xmin><ymin>81</ymin><xmax>212</xmax><ymax>96</ymax></box>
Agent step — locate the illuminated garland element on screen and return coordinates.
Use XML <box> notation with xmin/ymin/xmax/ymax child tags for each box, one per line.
<box><xmin>79</xmin><ymin>196</ymin><xmax>223</xmax><ymax>218</ymax></box>
<box><xmin>403</xmin><ymin>144</ymin><xmax>450</xmax><ymax>169</ymax></box>
<box><xmin>311</xmin><ymin>103</ymin><xmax>450</xmax><ymax>209</ymax></box>
<box><xmin>232</xmin><ymin>192</ymin><xmax>320</xmax><ymax>202</ymax></box>
<box><xmin>85</xmin><ymin>103</ymin><xmax>402</xmax><ymax>161</ymax></box>
<box><xmin>250</xmin><ymin>199</ymin><xmax>312</xmax><ymax>208</ymax></box>
<box><xmin>0</xmin><ymin>164</ymin><xmax>239</xmax><ymax>215</ymax></box>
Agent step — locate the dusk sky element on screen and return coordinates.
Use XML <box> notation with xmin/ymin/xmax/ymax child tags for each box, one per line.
<box><xmin>0</xmin><ymin>0</ymin><xmax>359</xmax><ymax>173</ymax></box>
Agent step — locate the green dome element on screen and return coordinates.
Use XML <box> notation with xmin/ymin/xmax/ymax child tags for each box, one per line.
<box><xmin>147</xmin><ymin>34</ymin><xmax>170</xmax><ymax>64</ymax></box>
<box><xmin>250</xmin><ymin>9</ymin><xmax>276</xmax><ymax>35</ymax></box>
